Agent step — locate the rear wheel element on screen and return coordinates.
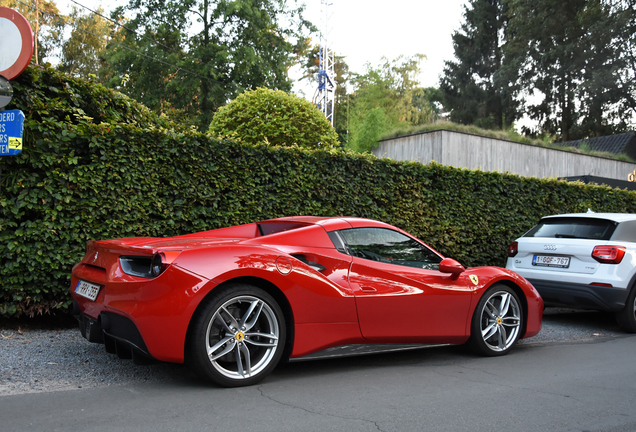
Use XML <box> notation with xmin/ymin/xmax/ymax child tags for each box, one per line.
<box><xmin>615</xmin><ymin>286</ymin><xmax>636</xmax><ymax>333</ymax></box>
<box><xmin>468</xmin><ymin>285</ymin><xmax>523</xmax><ymax>356</ymax></box>
<box><xmin>187</xmin><ymin>284</ymin><xmax>286</xmax><ymax>387</ymax></box>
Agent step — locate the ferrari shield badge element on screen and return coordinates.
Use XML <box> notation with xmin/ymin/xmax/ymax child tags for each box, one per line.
<box><xmin>469</xmin><ymin>275</ymin><xmax>479</xmax><ymax>286</ymax></box>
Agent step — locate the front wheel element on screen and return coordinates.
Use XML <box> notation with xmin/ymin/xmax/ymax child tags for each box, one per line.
<box><xmin>187</xmin><ymin>284</ymin><xmax>286</xmax><ymax>387</ymax></box>
<box><xmin>615</xmin><ymin>286</ymin><xmax>636</xmax><ymax>333</ymax></box>
<box><xmin>468</xmin><ymin>285</ymin><xmax>523</xmax><ymax>356</ymax></box>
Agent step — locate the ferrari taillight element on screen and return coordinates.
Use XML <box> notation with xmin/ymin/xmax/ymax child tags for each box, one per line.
<box><xmin>591</xmin><ymin>245</ymin><xmax>626</xmax><ymax>264</ymax></box>
<box><xmin>151</xmin><ymin>253</ymin><xmax>166</xmax><ymax>277</ymax></box>
<box><xmin>151</xmin><ymin>251</ymin><xmax>181</xmax><ymax>277</ymax></box>
<box><xmin>507</xmin><ymin>241</ymin><xmax>518</xmax><ymax>257</ymax></box>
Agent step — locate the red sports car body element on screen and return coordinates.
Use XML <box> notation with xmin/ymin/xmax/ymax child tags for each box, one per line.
<box><xmin>70</xmin><ymin>216</ymin><xmax>543</xmax><ymax>387</ymax></box>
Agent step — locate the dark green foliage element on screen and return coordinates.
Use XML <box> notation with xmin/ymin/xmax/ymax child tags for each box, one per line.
<box><xmin>440</xmin><ymin>0</ymin><xmax>519</xmax><ymax>130</ymax></box>
<box><xmin>10</xmin><ymin>65</ymin><xmax>187</xmax><ymax>131</ymax></box>
<box><xmin>442</xmin><ymin>0</ymin><xmax>635</xmax><ymax>139</ymax></box>
<box><xmin>3</xmin><ymin>66</ymin><xmax>636</xmax><ymax>318</ymax></box>
<box><xmin>104</xmin><ymin>0</ymin><xmax>313</xmax><ymax>130</ymax></box>
<box><xmin>349</xmin><ymin>55</ymin><xmax>434</xmax><ymax>152</ymax></box>
<box><xmin>505</xmin><ymin>0</ymin><xmax>634</xmax><ymax>140</ymax></box>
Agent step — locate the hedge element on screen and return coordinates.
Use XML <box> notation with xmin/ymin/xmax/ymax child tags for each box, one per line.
<box><xmin>2</xmin><ymin>66</ymin><xmax>636</xmax><ymax>318</ymax></box>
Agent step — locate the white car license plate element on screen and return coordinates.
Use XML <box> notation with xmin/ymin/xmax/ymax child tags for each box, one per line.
<box><xmin>532</xmin><ymin>255</ymin><xmax>570</xmax><ymax>268</ymax></box>
<box><xmin>75</xmin><ymin>280</ymin><xmax>101</xmax><ymax>301</ymax></box>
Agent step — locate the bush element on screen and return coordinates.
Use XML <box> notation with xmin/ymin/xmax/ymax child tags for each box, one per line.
<box><xmin>208</xmin><ymin>87</ymin><xmax>340</xmax><ymax>148</ymax></box>
<box><xmin>9</xmin><ymin>64</ymin><xmax>188</xmax><ymax>132</ymax></box>
<box><xmin>352</xmin><ymin>107</ymin><xmax>388</xmax><ymax>152</ymax></box>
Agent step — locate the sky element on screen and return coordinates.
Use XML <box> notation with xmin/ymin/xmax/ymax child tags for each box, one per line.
<box><xmin>298</xmin><ymin>0</ymin><xmax>467</xmax><ymax>88</ymax></box>
<box><xmin>55</xmin><ymin>0</ymin><xmax>468</xmax><ymax>95</ymax></box>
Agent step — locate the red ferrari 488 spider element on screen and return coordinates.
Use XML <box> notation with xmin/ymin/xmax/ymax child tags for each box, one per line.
<box><xmin>70</xmin><ymin>216</ymin><xmax>543</xmax><ymax>387</ymax></box>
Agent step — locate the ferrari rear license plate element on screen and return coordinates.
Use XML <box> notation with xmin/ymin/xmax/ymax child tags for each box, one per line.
<box><xmin>75</xmin><ymin>280</ymin><xmax>101</xmax><ymax>301</ymax></box>
<box><xmin>532</xmin><ymin>255</ymin><xmax>570</xmax><ymax>268</ymax></box>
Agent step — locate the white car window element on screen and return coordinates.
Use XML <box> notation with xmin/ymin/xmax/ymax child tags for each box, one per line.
<box><xmin>524</xmin><ymin>217</ymin><xmax>616</xmax><ymax>240</ymax></box>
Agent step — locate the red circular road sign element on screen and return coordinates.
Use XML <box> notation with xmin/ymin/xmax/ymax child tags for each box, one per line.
<box><xmin>0</xmin><ymin>7</ymin><xmax>34</xmax><ymax>80</ymax></box>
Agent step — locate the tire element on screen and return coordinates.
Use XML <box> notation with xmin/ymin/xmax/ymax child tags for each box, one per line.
<box><xmin>187</xmin><ymin>284</ymin><xmax>286</xmax><ymax>387</ymax></box>
<box><xmin>615</xmin><ymin>286</ymin><xmax>636</xmax><ymax>333</ymax></box>
<box><xmin>468</xmin><ymin>284</ymin><xmax>523</xmax><ymax>356</ymax></box>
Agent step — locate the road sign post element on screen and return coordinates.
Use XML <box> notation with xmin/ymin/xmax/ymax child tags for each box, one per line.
<box><xmin>0</xmin><ymin>109</ymin><xmax>24</xmax><ymax>156</ymax></box>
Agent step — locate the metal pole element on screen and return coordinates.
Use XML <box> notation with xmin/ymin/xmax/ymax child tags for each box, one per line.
<box><xmin>35</xmin><ymin>0</ymin><xmax>39</xmax><ymax>65</ymax></box>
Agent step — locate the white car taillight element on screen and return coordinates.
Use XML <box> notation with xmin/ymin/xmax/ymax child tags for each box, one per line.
<box><xmin>591</xmin><ymin>246</ymin><xmax>626</xmax><ymax>264</ymax></box>
<box><xmin>507</xmin><ymin>241</ymin><xmax>518</xmax><ymax>257</ymax></box>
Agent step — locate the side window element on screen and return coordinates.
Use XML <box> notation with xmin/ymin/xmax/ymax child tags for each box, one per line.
<box><xmin>612</xmin><ymin>220</ymin><xmax>636</xmax><ymax>243</ymax></box>
<box><xmin>337</xmin><ymin>227</ymin><xmax>442</xmax><ymax>270</ymax></box>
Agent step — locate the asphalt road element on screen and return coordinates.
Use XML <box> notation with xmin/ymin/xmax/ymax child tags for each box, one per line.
<box><xmin>1</xmin><ymin>310</ymin><xmax>635</xmax><ymax>432</ymax></box>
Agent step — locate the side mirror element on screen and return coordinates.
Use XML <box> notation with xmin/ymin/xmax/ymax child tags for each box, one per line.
<box><xmin>439</xmin><ymin>258</ymin><xmax>465</xmax><ymax>279</ymax></box>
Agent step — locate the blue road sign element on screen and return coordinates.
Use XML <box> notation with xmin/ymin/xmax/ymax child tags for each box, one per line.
<box><xmin>0</xmin><ymin>109</ymin><xmax>24</xmax><ymax>156</ymax></box>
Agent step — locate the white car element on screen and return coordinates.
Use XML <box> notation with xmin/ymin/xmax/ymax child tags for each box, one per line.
<box><xmin>506</xmin><ymin>212</ymin><xmax>636</xmax><ymax>332</ymax></box>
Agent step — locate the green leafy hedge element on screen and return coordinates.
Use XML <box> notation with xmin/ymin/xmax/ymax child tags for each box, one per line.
<box><xmin>2</xmin><ymin>66</ymin><xmax>636</xmax><ymax>318</ymax></box>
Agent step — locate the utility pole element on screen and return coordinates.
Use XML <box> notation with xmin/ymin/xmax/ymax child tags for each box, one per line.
<box><xmin>34</xmin><ymin>0</ymin><xmax>39</xmax><ymax>65</ymax></box>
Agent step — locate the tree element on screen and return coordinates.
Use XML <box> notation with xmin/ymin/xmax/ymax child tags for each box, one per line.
<box><xmin>353</xmin><ymin>107</ymin><xmax>388</xmax><ymax>153</ymax></box>
<box><xmin>506</xmin><ymin>0</ymin><xmax>634</xmax><ymax>140</ymax></box>
<box><xmin>332</xmin><ymin>56</ymin><xmax>351</xmax><ymax>145</ymax></box>
<box><xmin>415</xmin><ymin>87</ymin><xmax>445</xmax><ymax>117</ymax></box>
<box><xmin>440</xmin><ymin>0</ymin><xmax>519</xmax><ymax>130</ymax></box>
<box><xmin>208</xmin><ymin>87</ymin><xmax>339</xmax><ymax>148</ymax></box>
<box><xmin>506</xmin><ymin>0</ymin><xmax>587</xmax><ymax>140</ymax></box>
<box><xmin>348</xmin><ymin>55</ymin><xmax>436</xmax><ymax>152</ymax></box>
<box><xmin>103</xmin><ymin>0</ymin><xmax>314</xmax><ymax>130</ymax></box>
<box><xmin>575</xmin><ymin>1</ymin><xmax>630</xmax><ymax>137</ymax></box>
<box><xmin>58</xmin><ymin>6</ymin><xmax>113</xmax><ymax>78</ymax></box>
<box><xmin>588</xmin><ymin>0</ymin><xmax>636</xmax><ymax>136</ymax></box>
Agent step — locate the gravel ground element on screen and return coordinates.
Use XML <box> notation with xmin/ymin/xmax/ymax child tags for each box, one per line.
<box><xmin>0</xmin><ymin>308</ymin><xmax>627</xmax><ymax>396</ymax></box>
<box><xmin>0</xmin><ymin>326</ymin><xmax>192</xmax><ymax>396</ymax></box>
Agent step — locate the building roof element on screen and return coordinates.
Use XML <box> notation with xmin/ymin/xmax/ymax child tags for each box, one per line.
<box><xmin>555</xmin><ymin>132</ymin><xmax>636</xmax><ymax>156</ymax></box>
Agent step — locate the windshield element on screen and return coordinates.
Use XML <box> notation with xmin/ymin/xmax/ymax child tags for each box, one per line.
<box><xmin>524</xmin><ymin>217</ymin><xmax>617</xmax><ymax>240</ymax></box>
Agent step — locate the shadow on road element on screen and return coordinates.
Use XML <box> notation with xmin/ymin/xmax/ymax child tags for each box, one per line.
<box><xmin>543</xmin><ymin>307</ymin><xmax>622</xmax><ymax>332</ymax></box>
